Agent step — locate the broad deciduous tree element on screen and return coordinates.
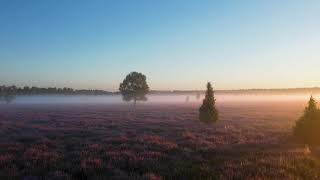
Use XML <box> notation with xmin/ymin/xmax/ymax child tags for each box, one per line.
<box><xmin>119</xmin><ymin>72</ymin><xmax>149</xmax><ymax>105</ymax></box>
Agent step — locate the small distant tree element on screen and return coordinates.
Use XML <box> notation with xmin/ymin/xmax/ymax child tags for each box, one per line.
<box><xmin>119</xmin><ymin>72</ymin><xmax>149</xmax><ymax>105</ymax></box>
<box><xmin>196</xmin><ymin>91</ymin><xmax>201</xmax><ymax>101</ymax></box>
<box><xmin>199</xmin><ymin>82</ymin><xmax>218</xmax><ymax>123</ymax></box>
<box><xmin>185</xmin><ymin>96</ymin><xmax>190</xmax><ymax>103</ymax></box>
<box><xmin>293</xmin><ymin>96</ymin><xmax>320</xmax><ymax>145</ymax></box>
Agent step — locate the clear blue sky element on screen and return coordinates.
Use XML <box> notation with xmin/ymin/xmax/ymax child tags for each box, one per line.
<box><xmin>1</xmin><ymin>0</ymin><xmax>319</xmax><ymax>91</ymax></box>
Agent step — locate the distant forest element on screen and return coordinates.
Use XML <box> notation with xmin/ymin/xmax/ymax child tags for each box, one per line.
<box><xmin>151</xmin><ymin>88</ymin><xmax>320</xmax><ymax>95</ymax></box>
<box><xmin>0</xmin><ymin>85</ymin><xmax>113</xmax><ymax>95</ymax></box>
<box><xmin>1</xmin><ymin>85</ymin><xmax>320</xmax><ymax>96</ymax></box>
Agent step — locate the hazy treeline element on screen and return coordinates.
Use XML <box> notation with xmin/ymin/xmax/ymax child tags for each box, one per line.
<box><xmin>151</xmin><ymin>87</ymin><xmax>320</xmax><ymax>95</ymax></box>
<box><xmin>218</xmin><ymin>88</ymin><xmax>320</xmax><ymax>95</ymax></box>
<box><xmin>1</xmin><ymin>85</ymin><xmax>320</xmax><ymax>96</ymax></box>
<box><xmin>0</xmin><ymin>85</ymin><xmax>113</xmax><ymax>95</ymax></box>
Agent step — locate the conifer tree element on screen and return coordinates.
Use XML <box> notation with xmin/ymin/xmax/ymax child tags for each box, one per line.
<box><xmin>294</xmin><ymin>96</ymin><xmax>320</xmax><ymax>145</ymax></box>
<box><xmin>304</xmin><ymin>96</ymin><xmax>317</xmax><ymax>115</ymax></box>
<box><xmin>199</xmin><ymin>82</ymin><xmax>218</xmax><ymax>122</ymax></box>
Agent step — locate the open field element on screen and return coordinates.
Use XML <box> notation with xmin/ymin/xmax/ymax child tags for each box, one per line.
<box><xmin>0</xmin><ymin>97</ymin><xmax>320</xmax><ymax>179</ymax></box>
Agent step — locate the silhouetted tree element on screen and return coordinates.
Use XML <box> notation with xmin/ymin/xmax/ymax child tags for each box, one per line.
<box><xmin>293</xmin><ymin>96</ymin><xmax>320</xmax><ymax>145</ymax></box>
<box><xmin>0</xmin><ymin>85</ymin><xmax>112</xmax><ymax>95</ymax></box>
<box><xmin>199</xmin><ymin>82</ymin><xmax>218</xmax><ymax>123</ymax></box>
<box><xmin>119</xmin><ymin>72</ymin><xmax>149</xmax><ymax>105</ymax></box>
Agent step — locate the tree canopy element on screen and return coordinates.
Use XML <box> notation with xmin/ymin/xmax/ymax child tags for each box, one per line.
<box><xmin>119</xmin><ymin>72</ymin><xmax>149</xmax><ymax>105</ymax></box>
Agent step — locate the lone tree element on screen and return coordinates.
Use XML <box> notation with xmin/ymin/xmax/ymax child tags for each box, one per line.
<box><xmin>199</xmin><ymin>82</ymin><xmax>218</xmax><ymax>123</ymax></box>
<box><xmin>119</xmin><ymin>72</ymin><xmax>149</xmax><ymax>105</ymax></box>
<box><xmin>293</xmin><ymin>96</ymin><xmax>320</xmax><ymax>145</ymax></box>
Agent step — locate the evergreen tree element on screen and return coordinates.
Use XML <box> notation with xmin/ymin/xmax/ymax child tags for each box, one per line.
<box><xmin>293</xmin><ymin>96</ymin><xmax>320</xmax><ymax>145</ymax></box>
<box><xmin>199</xmin><ymin>82</ymin><xmax>218</xmax><ymax>122</ymax></box>
<box><xmin>305</xmin><ymin>96</ymin><xmax>317</xmax><ymax>114</ymax></box>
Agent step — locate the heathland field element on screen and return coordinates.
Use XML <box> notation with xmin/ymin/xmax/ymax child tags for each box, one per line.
<box><xmin>0</xmin><ymin>95</ymin><xmax>320</xmax><ymax>179</ymax></box>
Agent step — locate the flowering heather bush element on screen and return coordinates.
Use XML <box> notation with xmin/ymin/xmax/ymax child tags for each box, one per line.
<box><xmin>0</xmin><ymin>154</ymin><xmax>13</xmax><ymax>166</ymax></box>
<box><xmin>142</xmin><ymin>173</ymin><xmax>163</xmax><ymax>180</ymax></box>
<box><xmin>23</xmin><ymin>144</ymin><xmax>60</xmax><ymax>167</ymax></box>
<box><xmin>139</xmin><ymin>135</ymin><xmax>178</xmax><ymax>151</ymax></box>
<box><xmin>88</xmin><ymin>143</ymin><xmax>101</xmax><ymax>150</ymax></box>
<box><xmin>219</xmin><ymin>151</ymin><xmax>320</xmax><ymax>179</ymax></box>
<box><xmin>107</xmin><ymin>150</ymin><xmax>138</xmax><ymax>162</ymax></box>
<box><xmin>51</xmin><ymin>171</ymin><xmax>71</xmax><ymax>179</ymax></box>
<box><xmin>140</xmin><ymin>151</ymin><xmax>163</xmax><ymax>159</ymax></box>
<box><xmin>6</xmin><ymin>143</ymin><xmax>24</xmax><ymax>152</ymax></box>
<box><xmin>81</xmin><ymin>158</ymin><xmax>103</xmax><ymax>171</ymax></box>
<box><xmin>0</xmin><ymin>102</ymin><xmax>319</xmax><ymax>179</ymax></box>
<box><xmin>182</xmin><ymin>131</ymin><xmax>213</xmax><ymax>147</ymax></box>
<box><xmin>105</xmin><ymin>135</ymin><xmax>130</xmax><ymax>144</ymax></box>
<box><xmin>106</xmin><ymin>150</ymin><xmax>163</xmax><ymax>163</ymax></box>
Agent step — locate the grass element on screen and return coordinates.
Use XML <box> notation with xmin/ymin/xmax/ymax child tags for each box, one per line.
<box><xmin>0</xmin><ymin>101</ymin><xmax>319</xmax><ymax>179</ymax></box>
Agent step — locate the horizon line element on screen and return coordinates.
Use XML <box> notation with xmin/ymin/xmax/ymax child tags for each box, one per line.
<box><xmin>1</xmin><ymin>84</ymin><xmax>320</xmax><ymax>93</ymax></box>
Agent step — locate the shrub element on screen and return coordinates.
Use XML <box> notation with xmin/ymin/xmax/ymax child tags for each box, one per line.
<box><xmin>199</xmin><ymin>82</ymin><xmax>218</xmax><ymax>123</ymax></box>
<box><xmin>293</xmin><ymin>96</ymin><xmax>320</xmax><ymax>145</ymax></box>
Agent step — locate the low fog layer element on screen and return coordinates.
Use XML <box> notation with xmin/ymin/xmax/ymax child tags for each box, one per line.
<box><xmin>1</xmin><ymin>94</ymin><xmax>319</xmax><ymax>105</ymax></box>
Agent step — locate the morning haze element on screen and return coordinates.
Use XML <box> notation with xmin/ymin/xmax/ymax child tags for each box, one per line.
<box><xmin>1</xmin><ymin>0</ymin><xmax>320</xmax><ymax>179</ymax></box>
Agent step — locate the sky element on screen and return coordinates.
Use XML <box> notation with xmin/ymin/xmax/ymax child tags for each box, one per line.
<box><xmin>0</xmin><ymin>0</ymin><xmax>320</xmax><ymax>91</ymax></box>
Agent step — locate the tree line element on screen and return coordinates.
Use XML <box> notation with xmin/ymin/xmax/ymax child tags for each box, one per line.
<box><xmin>0</xmin><ymin>85</ymin><xmax>113</xmax><ymax>96</ymax></box>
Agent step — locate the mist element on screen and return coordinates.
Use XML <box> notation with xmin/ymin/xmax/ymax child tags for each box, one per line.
<box><xmin>2</xmin><ymin>93</ymin><xmax>318</xmax><ymax>105</ymax></box>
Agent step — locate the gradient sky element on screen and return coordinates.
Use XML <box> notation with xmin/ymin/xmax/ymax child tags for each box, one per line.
<box><xmin>1</xmin><ymin>0</ymin><xmax>320</xmax><ymax>91</ymax></box>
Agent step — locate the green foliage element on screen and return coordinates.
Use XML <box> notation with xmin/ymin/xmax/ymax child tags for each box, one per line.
<box><xmin>199</xmin><ymin>82</ymin><xmax>218</xmax><ymax>123</ymax></box>
<box><xmin>119</xmin><ymin>72</ymin><xmax>150</xmax><ymax>105</ymax></box>
<box><xmin>293</xmin><ymin>96</ymin><xmax>320</xmax><ymax>145</ymax></box>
